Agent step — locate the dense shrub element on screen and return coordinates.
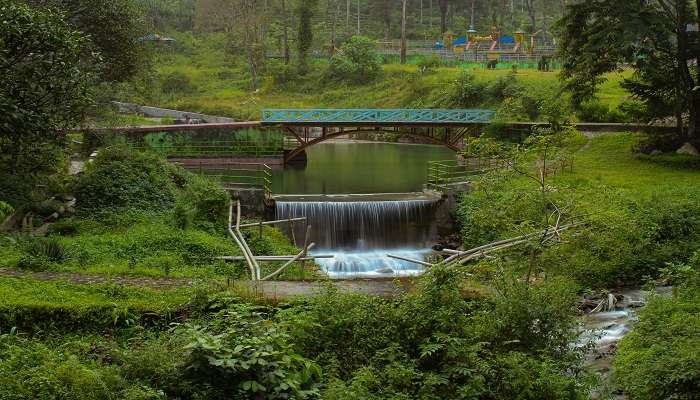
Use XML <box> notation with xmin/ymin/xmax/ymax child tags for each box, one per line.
<box><xmin>280</xmin><ymin>267</ymin><xmax>589</xmax><ymax>399</ymax></box>
<box><xmin>0</xmin><ymin>201</ymin><xmax>13</xmax><ymax>222</ymax></box>
<box><xmin>614</xmin><ymin>253</ymin><xmax>700</xmax><ymax>399</ymax></box>
<box><xmin>74</xmin><ymin>147</ymin><xmax>179</xmax><ymax>214</ymax></box>
<box><xmin>160</xmin><ymin>71</ymin><xmax>196</xmax><ymax>94</ymax></box>
<box><xmin>457</xmin><ymin>178</ymin><xmax>700</xmax><ymax>288</ymax></box>
<box><xmin>417</xmin><ymin>55</ymin><xmax>442</xmax><ymax>74</ymax></box>
<box><xmin>327</xmin><ymin>36</ymin><xmax>381</xmax><ymax>84</ymax></box>
<box><xmin>575</xmin><ymin>99</ymin><xmax>628</xmax><ymax>123</ymax></box>
<box><xmin>485</xmin><ymin>72</ymin><xmax>522</xmax><ymax>102</ymax></box>
<box><xmin>0</xmin><ymin>173</ymin><xmax>38</xmax><ymax>208</ymax></box>
<box><xmin>446</xmin><ymin>71</ymin><xmax>487</xmax><ymax>107</ymax></box>
<box><xmin>17</xmin><ymin>237</ymin><xmax>70</xmax><ymax>271</ymax></box>
<box><xmin>176</xmin><ymin>304</ymin><xmax>322</xmax><ymax>399</ymax></box>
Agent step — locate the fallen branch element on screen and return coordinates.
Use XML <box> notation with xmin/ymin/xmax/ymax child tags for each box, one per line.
<box><xmin>443</xmin><ymin>221</ymin><xmax>589</xmax><ymax>267</ymax></box>
<box><xmin>262</xmin><ymin>243</ymin><xmax>316</xmax><ymax>281</ymax></box>
<box><xmin>237</xmin><ymin>217</ymin><xmax>307</xmax><ymax>228</ymax></box>
<box><xmin>386</xmin><ymin>254</ymin><xmax>434</xmax><ymax>267</ymax></box>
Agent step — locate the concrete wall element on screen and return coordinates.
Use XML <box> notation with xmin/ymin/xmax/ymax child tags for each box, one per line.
<box><xmin>113</xmin><ymin>101</ymin><xmax>236</xmax><ymax>124</ymax></box>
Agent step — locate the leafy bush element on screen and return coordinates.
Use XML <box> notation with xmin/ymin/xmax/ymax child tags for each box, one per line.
<box><xmin>177</xmin><ymin>173</ymin><xmax>229</xmax><ymax>226</ymax></box>
<box><xmin>74</xmin><ymin>147</ymin><xmax>179</xmax><ymax>214</ymax></box>
<box><xmin>327</xmin><ymin>36</ymin><xmax>381</xmax><ymax>84</ymax></box>
<box><xmin>485</xmin><ymin>72</ymin><xmax>522</xmax><ymax>102</ymax></box>
<box><xmin>0</xmin><ymin>173</ymin><xmax>38</xmax><ymax>208</ymax></box>
<box><xmin>160</xmin><ymin>71</ymin><xmax>196</xmax><ymax>94</ymax></box>
<box><xmin>17</xmin><ymin>237</ymin><xmax>70</xmax><ymax>271</ymax></box>
<box><xmin>177</xmin><ymin>304</ymin><xmax>322</xmax><ymax>398</ymax></box>
<box><xmin>445</xmin><ymin>71</ymin><xmax>487</xmax><ymax>107</ymax></box>
<box><xmin>417</xmin><ymin>55</ymin><xmax>442</xmax><ymax>74</ymax></box>
<box><xmin>280</xmin><ymin>267</ymin><xmax>589</xmax><ymax>399</ymax></box>
<box><xmin>575</xmin><ymin>99</ymin><xmax>628</xmax><ymax>123</ymax></box>
<box><xmin>0</xmin><ymin>201</ymin><xmax>14</xmax><ymax>222</ymax></box>
<box><xmin>614</xmin><ymin>253</ymin><xmax>700</xmax><ymax>399</ymax></box>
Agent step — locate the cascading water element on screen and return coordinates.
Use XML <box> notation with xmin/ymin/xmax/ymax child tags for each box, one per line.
<box><xmin>276</xmin><ymin>200</ymin><xmax>438</xmax><ymax>278</ymax></box>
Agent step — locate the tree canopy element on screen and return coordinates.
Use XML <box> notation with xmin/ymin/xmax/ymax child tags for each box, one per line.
<box><xmin>559</xmin><ymin>0</ymin><xmax>700</xmax><ymax>142</ymax></box>
<box><xmin>0</xmin><ymin>0</ymin><xmax>93</xmax><ymax>174</ymax></box>
<box><xmin>27</xmin><ymin>0</ymin><xmax>147</xmax><ymax>83</ymax></box>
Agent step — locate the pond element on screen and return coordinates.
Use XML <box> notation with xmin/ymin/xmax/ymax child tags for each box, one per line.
<box><xmin>272</xmin><ymin>141</ymin><xmax>456</xmax><ymax>195</ymax></box>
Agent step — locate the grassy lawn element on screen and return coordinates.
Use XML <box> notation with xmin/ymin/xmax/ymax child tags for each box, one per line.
<box><xmin>568</xmin><ymin>133</ymin><xmax>700</xmax><ymax>196</ymax></box>
<box><xmin>142</xmin><ymin>34</ymin><xmax>631</xmax><ymax>120</ymax></box>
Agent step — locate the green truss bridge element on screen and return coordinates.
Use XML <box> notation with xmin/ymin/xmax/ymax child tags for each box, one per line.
<box><xmin>261</xmin><ymin>108</ymin><xmax>495</xmax><ymax>162</ymax></box>
<box><xmin>82</xmin><ymin>108</ymin><xmax>496</xmax><ymax>164</ymax></box>
<box><xmin>261</xmin><ymin>108</ymin><xmax>495</xmax><ymax>126</ymax></box>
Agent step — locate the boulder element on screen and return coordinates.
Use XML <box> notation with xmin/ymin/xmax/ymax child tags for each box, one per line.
<box><xmin>676</xmin><ymin>142</ymin><xmax>699</xmax><ymax>156</ymax></box>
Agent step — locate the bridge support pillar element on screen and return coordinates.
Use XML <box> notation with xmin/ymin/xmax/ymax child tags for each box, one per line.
<box><xmin>284</xmin><ymin>148</ymin><xmax>307</xmax><ymax>165</ymax></box>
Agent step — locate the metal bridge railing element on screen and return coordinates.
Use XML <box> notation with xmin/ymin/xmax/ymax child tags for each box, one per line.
<box><xmin>181</xmin><ymin>162</ymin><xmax>273</xmax><ymax>199</ymax></box>
<box><xmin>262</xmin><ymin>109</ymin><xmax>495</xmax><ymax>124</ymax></box>
<box><xmin>131</xmin><ymin>141</ymin><xmax>284</xmax><ymax>158</ymax></box>
<box><xmin>427</xmin><ymin>158</ymin><xmax>510</xmax><ymax>192</ymax></box>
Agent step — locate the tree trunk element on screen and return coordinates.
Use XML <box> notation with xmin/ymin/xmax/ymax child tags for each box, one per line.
<box><xmin>438</xmin><ymin>0</ymin><xmax>448</xmax><ymax>33</ymax></box>
<box><xmin>282</xmin><ymin>0</ymin><xmax>290</xmax><ymax>64</ymax></box>
<box><xmin>356</xmin><ymin>0</ymin><xmax>360</xmax><ymax>35</ymax></box>
<box><xmin>382</xmin><ymin>0</ymin><xmax>391</xmax><ymax>41</ymax></box>
<box><xmin>525</xmin><ymin>0</ymin><xmax>536</xmax><ymax>33</ymax></box>
<box><xmin>691</xmin><ymin>0</ymin><xmax>700</xmax><ymax>141</ymax></box>
<box><xmin>401</xmin><ymin>0</ymin><xmax>408</xmax><ymax>64</ymax></box>
<box><xmin>242</xmin><ymin>0</ymin><xmax>258</xmax><ymax>88</ymax></box>
<box><xmin>330</xmin><ymin>0</ymin><xmax>338</xmax><ymax>57</ymax></box>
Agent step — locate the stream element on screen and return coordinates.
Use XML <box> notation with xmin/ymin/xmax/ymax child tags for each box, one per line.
<box><xmin>581</xmin><ymin>287</ymin><xmax>673</xmax><ymax>398</ymax></box>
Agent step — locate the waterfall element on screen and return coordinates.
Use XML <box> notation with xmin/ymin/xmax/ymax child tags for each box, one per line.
<box><xmin>276</xmin><ymin>200</ymin><xmax>438</xmax><ymax>278</ymax></box>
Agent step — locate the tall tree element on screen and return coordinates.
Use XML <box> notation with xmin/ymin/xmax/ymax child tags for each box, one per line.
<box><xmin>438</xmin><ymin>0</ymin><xmax>449</xmax><ymax>33</ymax></box>
<box><xmin>560</xmin><ymin>0</ymin><xmax>700</xmax><ymax>142</ymax></box>
<box><xmin>282</xmin><ymin>0</ymin><xmax>290</xmax><ymax>64</ymax></box>
<box><xmin>0</xmin><ymin>1</ymin><xmax>92</xmax><ymax>174</ymax></box>
<box><xmin>524</xmin><ymin>0</ymin><xmax>537</xmax><ymax>33</ymax></box>
<box><xmin>381</xmin><ymin>0</ymin><xmax>392</xmax><ymax>41</ymax></box>
<box><xmin>297</xmin><ymin>0</ymin><xmax>318</xmax><ymax>73</ymax></box>
<box><xmin>27</xmin><ymin>0</ymin><xmax>146</xmax><ymax>83</ymax></box>
<box><xmin>400</xmin><ymin>0</ymin><xmax>407</xmax><ymax>63</ymax></box>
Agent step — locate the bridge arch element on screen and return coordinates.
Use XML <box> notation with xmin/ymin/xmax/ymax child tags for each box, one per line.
<box><xmin>283</xmin><ymin>126</ymin><xmax>479</xmax><ymax>163</ymax></box>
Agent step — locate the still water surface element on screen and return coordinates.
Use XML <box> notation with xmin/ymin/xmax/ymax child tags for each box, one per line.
<box><xmin>272</xmin><ymin>142</ymin><xmax>456</xmax><ymax>194</ymax></box>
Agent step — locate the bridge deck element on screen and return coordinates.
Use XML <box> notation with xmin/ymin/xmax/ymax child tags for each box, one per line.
<box><xmin>261</xmin><ymin>109</ymin><xmax>495</xmax><ymax>126</ymax></box>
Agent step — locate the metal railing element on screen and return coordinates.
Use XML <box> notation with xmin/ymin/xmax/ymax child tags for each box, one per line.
<box><xmin>427</xmin><ymin>158</ymin><xmax>510</xmax><ymax>192</ymax></box>
<box><xmin>183</xmin><ymin>162</ymin><xmax>273</xmax><ymax>199</ymax></box>
<box><xmin>131</xmin><ymin>141</ymin><xmax>284</xmax><ymax>158</ymax></box>
<box><xmin>262</xmin><ymin>109</ymin><xmax>495</xmax><ymax>124</ymax></box>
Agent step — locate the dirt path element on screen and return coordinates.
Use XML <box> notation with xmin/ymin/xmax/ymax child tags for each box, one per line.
<box><xmin>0</xmin><ymin>268</ymin><xmax>413</xmax><ymax>297</ymax></box>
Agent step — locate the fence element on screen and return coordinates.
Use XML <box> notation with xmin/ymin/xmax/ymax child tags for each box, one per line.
<box><xmin>182</xmin><ymin>162</ymin><xmax>273</xmax><ymax>199</ymax></box>
<box><xmin>131</xmin><ymin>140</ymin><xmax>284</xmax><ymax>158</ymax></box>
<box><xmin>426</xmin><ymin>157</ymin><xmax>510</xmax><ymax>192</ymax></box>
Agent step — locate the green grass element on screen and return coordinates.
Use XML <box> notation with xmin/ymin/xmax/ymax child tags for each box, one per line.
<box><xmin>0</xmin><ymin>276</ymin><xmax>193</xmax><ymax>332</ymax></box>
<box><xmin>566</xmin><ymin>133</ymin><xmax>700</xmax><ymax>196</ymax></box>
<box><xmin>133</xmin><ymin>33</ymin><xmax>631</xmax><ymax>121</ymax></box>
<box><xmin>156</xmin><ymin>63</ymin><xmax>629</xmax><ymax>121</ymax></box>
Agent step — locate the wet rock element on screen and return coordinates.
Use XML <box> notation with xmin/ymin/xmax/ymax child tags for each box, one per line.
<box><xmin>375</xmin><ymin>267</ymin><xmax>394</xmax><ymax>274</ymax></box>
